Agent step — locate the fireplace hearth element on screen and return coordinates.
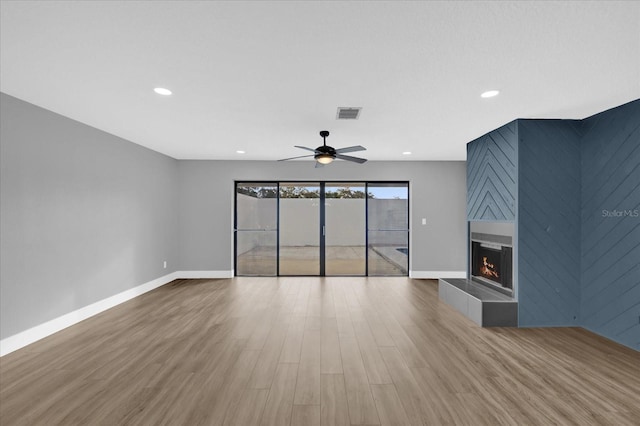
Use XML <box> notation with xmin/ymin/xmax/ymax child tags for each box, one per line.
<box><xmin>438</xmin><ymin>222</ymin><xmax>517</xmax><ymax>326</ymax></box>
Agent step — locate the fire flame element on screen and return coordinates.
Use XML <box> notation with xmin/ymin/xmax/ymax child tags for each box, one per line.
<box><xmin>481</xmin><ymin>256</ymin><xmax>499</xmax><ymax>278</ymax></box>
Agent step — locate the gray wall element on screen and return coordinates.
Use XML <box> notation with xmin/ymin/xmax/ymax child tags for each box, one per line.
<box><xmin>177</xmin><ymin>160</ymin><xmax>467</xmax><ymax>273</ymax></box>
<box><xmin>0</xmin><ymin>93</ymin><xmax>179</xmax><ymax>340</ymax></box>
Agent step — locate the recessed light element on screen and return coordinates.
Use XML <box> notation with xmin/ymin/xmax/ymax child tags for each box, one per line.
<box><xmin>481</xmin><ymin>90</ymin><xmax>500</xmax><ymax>98</ymax></box>
<box><xmin>154</xmin><ymin>87</ymin><xmax>172</xmax><ymax>96</ymax></box>
<box><xmin>236</xmin><ymin>150</ymin><xmax>245</xmax><ymax>154</ymax></box>
<box><xmin>402</xmin><ymin>151</ymin><xmax>412</xmax><ymax>155</ymax></box>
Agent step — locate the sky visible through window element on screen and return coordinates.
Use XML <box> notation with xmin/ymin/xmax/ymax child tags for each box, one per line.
<box><xmin>368</xmin><ymin>186</ymin><xmax>408</xmax><ymax>200</ymax></box>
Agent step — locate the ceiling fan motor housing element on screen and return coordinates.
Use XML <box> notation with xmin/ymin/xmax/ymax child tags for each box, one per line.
<box><xmin>315</xmin><ymin>145</ymin><xmax>335</xmax><ymax>155</ymax></box>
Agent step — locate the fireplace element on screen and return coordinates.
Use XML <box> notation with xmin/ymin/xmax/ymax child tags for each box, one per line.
<box><xmin>469</xmin><ymin>223</ymin><xmax>514</xmax><ymax>295</ymax></box>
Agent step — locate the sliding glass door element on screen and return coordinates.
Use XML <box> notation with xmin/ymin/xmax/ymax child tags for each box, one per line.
<box><xmin>235</xmin><ymin>181</ymin><xmax>408</xmax><ymax>276</ymax></box>
<box><xmin>325</xmin><ymin>183</ymin><xmax>366</xmax><ymax>275</ymax></box>
<box><xmin>279</xmin><ymin>183</ymin><xmax>321</xmax><ymax>275</ymax></box>
<box><xmin>235</xmin><ymin>183</ymin><xmax>278</xmax><ymax>276</ymax></box>
<box><xmin>367</xmin><ymin>183</ymin><xmax>409</xmax><ymax>275</ymax></box>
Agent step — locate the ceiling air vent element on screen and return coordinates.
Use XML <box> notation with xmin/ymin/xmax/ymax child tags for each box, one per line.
<box><xmin>336</xmin><ymin>107</ymin><xmax>362</xmax><ymax>120</ymax></box>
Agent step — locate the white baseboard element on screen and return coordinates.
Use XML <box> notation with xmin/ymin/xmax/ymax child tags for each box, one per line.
<box><xmin>410</xmin><ymin>270</ymin><xmax>467</xmax><ymax>279</ymax></box>
<box><xmin>175</xmin><ymin>270</ymin><xmax>233</xmax><ymax>279</ymax></box>
<box><xmin>0</xmin><ymin>270</ymin><xmax>232</xmax><ymax>357</ymax></box>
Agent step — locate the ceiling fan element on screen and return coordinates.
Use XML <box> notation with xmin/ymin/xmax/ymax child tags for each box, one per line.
<box><xmin>278</xmin><ymin>131</ymin><xmax>367</xmax><ymax>167</ymax></box>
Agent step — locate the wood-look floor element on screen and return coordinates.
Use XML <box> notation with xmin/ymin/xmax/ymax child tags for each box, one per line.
<box><xmin>1</xmin><ymin>277</ymin><xmax>639</xmax><ymax>425</ymax></box>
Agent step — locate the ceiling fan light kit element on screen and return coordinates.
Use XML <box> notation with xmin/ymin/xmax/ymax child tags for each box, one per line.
<box><xmin>278</xmin><ymin>130</ymin><xmax>367</xmax><ymax>166</ymax></box>
<box><xmin>315</xmin><ymin>153</ymin><xmax>334</xmax><ymax>164</ymax></box>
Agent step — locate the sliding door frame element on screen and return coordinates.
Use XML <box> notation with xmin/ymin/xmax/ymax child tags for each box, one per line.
<box><xmin>233</xmin><ymin>182</ymin><xmax>280</xmax><ymax>276</ymax></box>
<box><xmin>365</xmin><ymin>182</ymin><xmax>370</xmax><ymax>275</ymax></box>
<box><xmin>234</xmin><ymin>180</ymin><xmax>409</xmax><ymax>277</ymax></box>
<box><xmin>319</xmin><ymin>182</ymin><xmax>326</xmax><ymax>276</ymax></box>
<box><xmin>366</xmin><ymin>181</ymin><xmax>411</xmax><ymax>276</ymax></box>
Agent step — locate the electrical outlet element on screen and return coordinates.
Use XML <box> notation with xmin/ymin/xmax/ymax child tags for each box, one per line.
<box><xmin>422</xmin><ymin>218</ymin><xmax>426</xmax><ymax>225</ymax></box>
<box><xmin>163</xmin><ymin>261</ymin><xmax>167</xmax><ymax>269</ymax></box>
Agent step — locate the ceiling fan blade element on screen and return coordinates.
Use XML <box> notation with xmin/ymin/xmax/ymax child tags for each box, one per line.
<box><xmin>278</xmin><ymin>154</ymin><xmax>315</xmax><ymax>161</ymax></box>
<box><xmin>335</xmin><ymin>154</ymin><xmax>367</xmax><ymax>164</ymax></box>
<box><xmin>335</xmin><ymin>145</ymin><xmax>366</xmax><ymax>154</ymax></box>
<box><xmin>294</xmin><ymin>145</ymin><xmax>318</xmax><ymax>153</ymax></box>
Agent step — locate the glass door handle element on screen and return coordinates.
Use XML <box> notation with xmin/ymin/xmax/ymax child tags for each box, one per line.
<box><xmin>322</xmin><ymin>225</ymin><xmax>326</xmax><ymax>236</ymax></box>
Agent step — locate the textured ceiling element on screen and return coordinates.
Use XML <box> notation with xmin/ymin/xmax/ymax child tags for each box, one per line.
<box><xmin>1</xmin><ymin>1</ymin><xmax>639</xmax><ymax>161</ymax></box>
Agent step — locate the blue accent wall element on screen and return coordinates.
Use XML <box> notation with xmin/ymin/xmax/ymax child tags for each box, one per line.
<box><xmin>466</xmin><ymin>99</ymin><xmax>639</xmax><ymax>350</ymax></box>
<box><xmin>580</xmin><ymin>100</ymin><xmax>640</xmax><ymax>350</ymax></box>
<box><xmin>517</xmin><ymin>120</ymin><xmax>582</xmax><ymax>327</ymax></box>
<box><xmin>467</xmin><ymin>121</ymin><xmax>518</xmax><ymax>221</ymax></box>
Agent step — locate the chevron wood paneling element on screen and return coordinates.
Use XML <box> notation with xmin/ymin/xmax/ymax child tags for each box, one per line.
<box><xmin>466</xmin><ymin>101</ymin><xmax>639</xmax><ymax>350</ymax></box>
<box><xmin>467</xmin><ymin>121</ymin><xmax>517</xmax><ymax>221</ymax></box>
<box><xmin>517</xmin><ymin>120</ymin><xmax>582</xmax><ymax>327</ymax></box>
<box><xmin>580</xmin><ymin>100</ymin><xmax>640</xmax><ymax>350</ymax></box>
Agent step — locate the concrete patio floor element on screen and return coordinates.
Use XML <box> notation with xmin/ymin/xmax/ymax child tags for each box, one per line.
<box><xmin>237</xmin><ymin>245</ymin><xmax>407</xmax><ymax>276</ymax></box>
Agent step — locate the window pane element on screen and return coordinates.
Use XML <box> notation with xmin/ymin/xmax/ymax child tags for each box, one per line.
<box><xmin>236</xmin><ymin>231</ymin><xmax>277</xmax><ymax>276</ymax></box>
<box><xmin>236</xmin><ymin>183</ymin><xmax>277</xmax><ymax>230</ymax></box>
<box><xmin>325</xmin><ymin>183</ymin><xmax>366</xmax><ymax>275</ymax></box>
<box><xmin>367</xmin><ymin>230</ymin><xmax>408</xmax><ymax>275</ymax></box>
<box><xmin>236</xmin><ymin>183</ymin><xmax>278</xmax><ymax>275</ymax></box>
<box><xmin>368</xmin><ymin>183</ymin><xmax>409</xmax><ymax>276</ymax></box>
<box><xmin>279</xmin><ymin>183</ymin><xmax>320</xmax><ymax>275</ymax></box>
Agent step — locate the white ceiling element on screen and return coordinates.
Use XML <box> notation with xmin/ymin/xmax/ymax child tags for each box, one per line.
<box><xmin>1</xmin><ymin>1</ymin><xmax>639</xmax><ymax>161</ymax></box>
